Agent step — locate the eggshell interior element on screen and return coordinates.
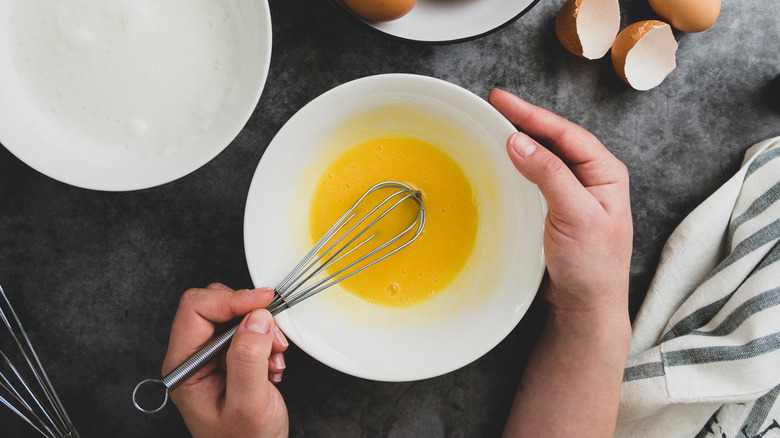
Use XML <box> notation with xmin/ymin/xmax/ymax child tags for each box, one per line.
<box><xmin>624</xmin><ymin>24</ymin><xmax>677</xmax><ymax>90</ymax></box>
<box><xmin>612</xmin><ymin>21</ymin><xmax>678</xmax><ymax>91</ymax></box>
<box><xmin>555</xmin><ymin>0</ymin><xmax>620</xmax><ymax>60</ymax></box>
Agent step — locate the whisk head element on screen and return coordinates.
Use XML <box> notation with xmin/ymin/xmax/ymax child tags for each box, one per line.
<box><xmin>267</xmin><ymin>180</ymin><xmax>426</xmax><ymax>314</ymax></box>
<box><xmin>0</xmin><ymin>285</ymin><xmax>79</xmax><ymax>438</ymax></box>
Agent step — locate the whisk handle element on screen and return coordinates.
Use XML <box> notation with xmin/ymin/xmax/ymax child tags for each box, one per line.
<box><xmin>132</xmin><ymin>323</ymin><xmax>239</xmax><ymax>414</ymax></box>
<box><xmin>163</xmin><ymin>324</ymin><xmax>239</xmax><ymax>390</ymax></box>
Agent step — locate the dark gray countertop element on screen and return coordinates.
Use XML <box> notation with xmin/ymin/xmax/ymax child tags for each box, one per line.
<box><xmin>1</xmin><ymin>0</ymin><xmax>778</xmax><ymax>436</ymax></box>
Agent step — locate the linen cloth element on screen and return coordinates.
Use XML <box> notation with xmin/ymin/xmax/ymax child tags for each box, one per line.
<box><xmin>616</xmin><ymin>136</ymin><xmax>780</xmax><ymax>438</ymax></box>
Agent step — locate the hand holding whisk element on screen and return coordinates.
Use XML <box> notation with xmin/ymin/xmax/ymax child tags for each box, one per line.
<box><xmin>0</xmin><ymin>284</ymin><xmax>80</xmax><ymax>438</ymax></box>
<box><xmin>133</xmin><ymin>181</ymin><xmax>426</xmax><ymax>413</ymax></box>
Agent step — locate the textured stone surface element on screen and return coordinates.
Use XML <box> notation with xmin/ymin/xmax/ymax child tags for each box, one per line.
<box><xmin>1</xmin><ymin>0</ymin><xmax>778</xmax><ymax>436</ymax></box>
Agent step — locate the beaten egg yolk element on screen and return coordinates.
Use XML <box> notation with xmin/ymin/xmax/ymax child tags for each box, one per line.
<box><xmin>309</xmin><ymin>136</ymin><xmax>478</xmax><ymax>307</ymax></box>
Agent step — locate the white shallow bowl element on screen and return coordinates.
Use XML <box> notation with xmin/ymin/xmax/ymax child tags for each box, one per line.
<box><xmin>244</xmin><ymin>73</ymin><xmax>545</xmax><ymax>382</ymax></box>
<box><xmin>0</xmin><ymin>0</ymin><xmax>272</xmax><ymax>191</ymax></box>
<box><xmin>332</xmin><ymin>0</ymin><xmax>540</xmax><ymax>44</ymax></box>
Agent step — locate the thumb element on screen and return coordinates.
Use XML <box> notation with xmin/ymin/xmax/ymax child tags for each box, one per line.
<box><xmin>506</xmin><ymin>131</ymin><xmax>591</xmax><ymax>217</ymax></box>
<box><xmin>224</xmin><ymin>309</ymin><xmax>275</xmax><ymax>411</ymax></box>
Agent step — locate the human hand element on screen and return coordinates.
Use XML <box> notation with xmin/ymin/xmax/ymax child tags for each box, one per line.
<box><xmin>488</xmin><ymin>89</ymin><xmax>633</xmax><ymax>321</ymax></box>
<box><xmin>490</xmin><ymin>89</ymin><xmax>632</xmax><ymax>437</ymax></box>
<box><xmin>162</xmin><ymin>283</ymin><xmax>289</xmax><ymax>438</ymax></box>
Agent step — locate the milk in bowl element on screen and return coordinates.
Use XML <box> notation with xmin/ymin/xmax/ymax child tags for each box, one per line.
<box><xmin>0</xmin><ymin>0</ymin><xmax>272</xmax><ymax>189</ymax></box>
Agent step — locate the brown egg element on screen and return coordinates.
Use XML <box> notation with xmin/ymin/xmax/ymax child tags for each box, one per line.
<box><xmin>343</xmin><ymin>0</ymin><xmax>417</xmax><ymax>22</ymax></box>
<box><xmin>649</xmin><ymin>0</ymin><xmax>721</xmax><ymax>32</ymax></box>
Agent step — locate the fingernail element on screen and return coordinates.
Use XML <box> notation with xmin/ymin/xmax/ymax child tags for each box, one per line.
<box><xmin>274</xmin><ymin>327</ymin><xmax>289</xmax><ymax>348</ymax></box>
<box><xmin>249</xmin><ymin>287</ymin><xmax>273</xmax><ymax>294</ymax></box>
<box><xmin>510</xmin><ymin>133</ymin><xmax>537</xmax><ymax>157</ymax></box>
<box><xmin>245</xmin><ymin>311</ymin><xmax>271</xmax><ymax>334</ymax></box>
<box><xmin>270</xmin><ymin>372</ymin><xmax>283</xmax><ymax>384</ymax></box>
<box><xmin>271</xmin><ymin>353</ymin><xmax>286</xmax><ymax>370</ymax></box>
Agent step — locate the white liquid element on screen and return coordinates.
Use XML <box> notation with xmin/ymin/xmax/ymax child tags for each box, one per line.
<box><xmin>8</xmin><ymin>0</ymin><xmax>241</xmax><ymax>159</ymax></box>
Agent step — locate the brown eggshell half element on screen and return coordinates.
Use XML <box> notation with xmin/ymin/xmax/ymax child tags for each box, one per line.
<box><xmin>555</xmin><ymin>0</ymin><xmax>621</xmax><ymax>60</ymax></box>
<box><xmin>611</xmin><ymin>20</ymin><xmax>678</xmax><ymax>91</ymax></box>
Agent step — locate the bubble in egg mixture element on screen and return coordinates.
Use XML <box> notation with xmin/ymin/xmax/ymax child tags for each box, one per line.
<box><xmin>385</xmin><ymin>282</ymin><xmax>401</xmax><ymax>296</ymax></box>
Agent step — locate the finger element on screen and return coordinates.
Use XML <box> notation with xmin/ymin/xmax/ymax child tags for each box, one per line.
<box><xmin>269</xmin><ymin>352</ymin><xmax>286</xmax><ymax>375</ymax></box>
<box><xmin>224</xmin><ymin>309</ymin><xmax>276</xmax><ymax>411</ymax></box>
<box><xmin>205</xmin><ymin>282</ymin><xmax>233</xmax><ymax>291</ymax></box>
<box><xmin>174</xmin><ymin>286</ymin><xmax>274</xmax><ymax>327</ymax></box>
<box><xmin>269</xmin><ymin>371</ymin><xmax>284</xmax><ymax>385</ymax></box>
<box><xmin>162</xmin><ymin>287</ymin><xmax>275</xmax><ymax>374</ymax></box>
<box><xmin>268</xmin><ymin>327</ymin><xmax>288</xmax><ymax>384</ymax></box>
<box><xmin>272</xmin><ymin>326</ymin><xmax>289</xmax><ymax>354</ymax></box>
<box><xmin>489</xmin><ymin>89</ymin><xmax>622</xmax><ymax>188</ymax></box>
<box><xmin>488</xmin><ymin>89</ymin><xmax>605</xmax><ymax>160</ymax></box>
<box><xmin>506</xmin><ymin>131</ymin><xmax>597</xmax><ymax>217</ymax></box>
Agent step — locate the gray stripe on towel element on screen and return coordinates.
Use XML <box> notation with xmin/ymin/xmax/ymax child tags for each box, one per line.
<box><xmin>756</xmin><ymin>240</ymin><xmax>780</xmax><ymax>272</ymax></box>
<box><xmin>727</xmin><ymin>181</ymin><xmax>780</xmax><ymax>249</ymax></box>
<box><xmin>663</xmin><ymin>332</ymin><xmax>780</xmax><ymax>367</ymax></box>
<box><xmin>660</xmin><ymin>240</ymin><xmax>780</xmax><ymax>344</ymax></box>
<box><xmin>660</xmin><ymin>295</ymin><xmax>731</xmax><ymax>343</ymax></box>
<box><xmin>690</xmin><ymin>287</ymin><xmax>780</xmax><ymax>337</ymax></box>
<box><xmin>740</xmin><ymin>384</ymin><xmax>780</xmax><ymax>437</ymax></box>
<box><xmin>623</xmin><ymin>361</ymin><xmax>665</xmax><ymax>382</ymax></box>
<box><xmin>707</xmin><ymin>218</ymin><xmax>780</xmax><ymax>281</ymax></box>
<box><xmin>745</xmin><ymin>146</ymin><xmax>780</xmax><ymax>179</ymax></box>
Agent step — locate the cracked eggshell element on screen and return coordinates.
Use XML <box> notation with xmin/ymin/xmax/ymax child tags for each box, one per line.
<box><xmin>611</xmin><ymin>20</ymin><xmax>678</xmax><ymax>91</ymax></box>
<box><xmin>555</xmin><ymin>0</ymin><xmax>621</xmax><ymax>60</ymax></box>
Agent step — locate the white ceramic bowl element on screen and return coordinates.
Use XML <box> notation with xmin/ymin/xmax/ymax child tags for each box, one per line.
<box><xmin>0</xmin><ymin>0</ymin><xmax>272</xmax><ymax>191</ymax></box>
<box><xmin>244</xmin><ymin>74</ymin><xmax>545</xmax><ymax>381</ymax></box>
<box><xmin>332</xmin><ymin>0</ymin><xmax>540</xmax><ymax>44</ymax></box>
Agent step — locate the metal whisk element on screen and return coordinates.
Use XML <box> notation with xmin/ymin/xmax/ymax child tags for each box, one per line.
<box><xmin>0</xmin><ymin>284</ymin><xmax>79</xmax><ymax>438</ymax></box>
<box><xmin>133</xmin><ymin>181</ymin><xmax>426</xmax><ymax>413</ymax></box>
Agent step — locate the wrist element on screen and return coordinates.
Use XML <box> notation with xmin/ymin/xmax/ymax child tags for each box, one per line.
<box><xmin>543</xmin><ymin>285</ymin><xmax>631</xmax><ymax>346</ymax></box>
<box><xmin>547</xmin><ymin>306</ymin><xmax>631</xmax><ymax>347</ymax></box>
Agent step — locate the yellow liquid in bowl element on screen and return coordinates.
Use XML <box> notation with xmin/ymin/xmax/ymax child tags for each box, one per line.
<box><xmin>309</xmin><ymin>136</ymin><xmax>478</xmax><ymax>307</ymax></box>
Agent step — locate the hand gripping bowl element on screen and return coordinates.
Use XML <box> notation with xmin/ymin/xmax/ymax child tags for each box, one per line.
<box><xmin>0</xmin><ymin>0</ymin><xmax>272</xmax><ymax>191</ymax></box>
<box><xmin>244</xmin><ymin>74</ymin><xmax>546</xmax><ymax>382</ymax></box>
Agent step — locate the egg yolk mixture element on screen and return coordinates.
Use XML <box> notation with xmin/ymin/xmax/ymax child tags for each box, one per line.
<box><xmin>309</xmin><ymin>136</ymin><xmax>478</xmax><ymax>307</ymax></box>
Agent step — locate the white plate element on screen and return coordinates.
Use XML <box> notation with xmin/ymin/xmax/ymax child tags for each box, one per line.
<box><xmin>332</xmin><ymin>0</ymin><xmax>540</xmax><ymax>43</ymax></box>
<box><xmin>0</xmin><ymin>0</ymin><xmax>272</xmax><ymax>191</ymax></box>
<box><xmin>244</xmin><ymin>73</ymin><xmax>545</xmax><ymax>381</ymax></box>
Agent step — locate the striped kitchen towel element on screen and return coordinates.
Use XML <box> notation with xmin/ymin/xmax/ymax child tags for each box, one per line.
<box><xmin>616</xmin><ymin>136</ymin><xmax>780</xmax><ymax>438</ymax></box>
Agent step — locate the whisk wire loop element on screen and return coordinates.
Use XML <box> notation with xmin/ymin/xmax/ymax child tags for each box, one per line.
<box><xmin>268</xmin><ymin>182</ymin><xmax>425</xmax><ymax>312</ymax></box>
<box><xmin>133</xmin><ymin>180</ymin><xmax>425</xmax><ymax>414</ymax></box>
